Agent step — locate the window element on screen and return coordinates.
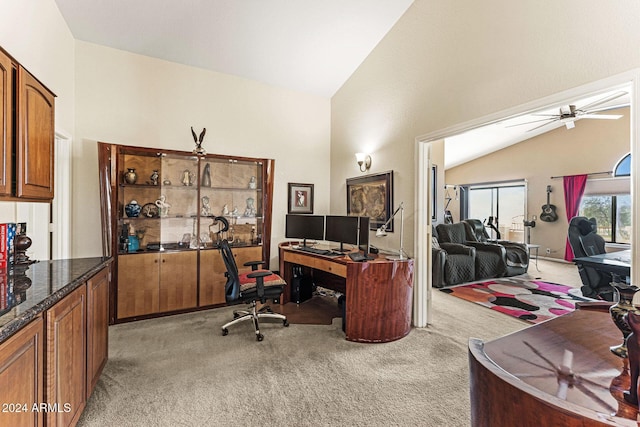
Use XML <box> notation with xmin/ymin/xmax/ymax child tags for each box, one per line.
<box><xmin>579</xmin><ymin>194</ymin><xmax>631</xmax><ymax>244</ymax></box>
<box><xmin>463</xmin><ymin>182</ymin><xmax>527</xmax><ymax>242</ymax></box>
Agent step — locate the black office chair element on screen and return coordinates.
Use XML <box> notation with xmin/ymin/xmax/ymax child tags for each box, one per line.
<box><xmin>568</xmin><ymin>216</ymin><xmax>614</xmax><ymax>301</ymax></box>
<box><xmin>219</xmin><ymin>239</ymin><xmax>289</xmax><ymax>341</ymax></box>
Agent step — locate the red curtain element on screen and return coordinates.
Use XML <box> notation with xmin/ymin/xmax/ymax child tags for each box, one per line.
<box><xmin>563</xmin><ymin>174</ymin><xmax>588</xmax><ymax>261</ymax></box>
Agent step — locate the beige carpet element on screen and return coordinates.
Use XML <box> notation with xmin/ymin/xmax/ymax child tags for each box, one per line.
<box><xmin>80</xmin><ymin>260</ymin><xmax>577</xmax><ymax>426</ymax></box>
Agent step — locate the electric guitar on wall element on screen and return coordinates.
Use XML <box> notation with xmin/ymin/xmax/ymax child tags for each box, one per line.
<box><xmin>540</xmin><ymin>185</ymin><xmax>558</xmax><ymax>222</ymax></box>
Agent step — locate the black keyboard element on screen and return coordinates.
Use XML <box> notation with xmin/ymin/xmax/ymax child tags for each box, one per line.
<box><xmin>348</xmin><ymin>253</ymin><xmax>374</xmax><ymax>262</ymax></box>
<box><xmin>297</xmin><ymin>246</ymin><xmax>331</xmax><ymax>255</ymax></box>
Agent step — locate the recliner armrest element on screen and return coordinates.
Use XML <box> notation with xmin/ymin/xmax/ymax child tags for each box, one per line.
<box><xmin>465</xmin><ymin>241</ymin><xmax>506</xmax><ymax>257</ymax></box>
<box><xmin>440</xmin><ymin>242</ymin><xmax>476</xmax><ymax>257</ymax></box>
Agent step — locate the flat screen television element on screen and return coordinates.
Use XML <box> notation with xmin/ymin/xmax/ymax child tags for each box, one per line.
<box><xmin>285</xmin><ymin>214</ymin><xmax>325</xmax><ymax>247</ymax></box>
<box><xmin>325</xmin><ymin>215</ymin><xmax>359</xmax><ymax>252</ymax></box>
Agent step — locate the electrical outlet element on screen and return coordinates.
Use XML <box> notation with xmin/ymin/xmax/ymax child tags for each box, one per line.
<box><xmin>545</xmin><ymin>248</ymin><xmax>551</xmax><ymax>255</ymax></box>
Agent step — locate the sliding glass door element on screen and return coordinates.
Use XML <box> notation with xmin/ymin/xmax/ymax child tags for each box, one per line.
<box><xmin>466</xmin><ymin>182</ymin><xmax>526</xmax><ymax>242</ymax></box>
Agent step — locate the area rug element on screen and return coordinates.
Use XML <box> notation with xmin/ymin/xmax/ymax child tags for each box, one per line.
<box><xmin>440</xmin><ymin>277</ymin><xmax>583</xmax><ymax>324</ymax></box>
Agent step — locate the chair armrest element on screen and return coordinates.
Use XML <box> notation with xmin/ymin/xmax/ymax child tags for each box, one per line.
<box><xmin>440</xmin><ymin>242</ymin><xmax>476</xmax><ymax>257</ymax></box>
<box><xmin>431</xmin><ymin>248</ymin><xmax>446</xmax><ymax>288</ymax></box>
<box><xmin>465</xmin><ymin>241</ymin><xmax>506</xmax><ymax>257</ymax></box>
<box><xmin>247</xmin><ymin>270</ymin><xmax>271</xmax><ymax>298</ymax></box>
<box><xmin>244</xmin><ymin>260</ymin><xmax>265</xmax><ymax>271</ymax></box>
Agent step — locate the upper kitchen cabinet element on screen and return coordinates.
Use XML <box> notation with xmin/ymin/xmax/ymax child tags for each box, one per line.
<box><xmin>16</xmin><ymin>67</ymin><xmax>55</xmax><ymax>200</ymax></box>
<box><xmin>0</xmin><ymin>46</ymin><xmax>56</xmax><ymax>202</ymax></box>
<box><xmin>0</xmin><ymin>49</ymin><xmax>12</xmax><ymax>197</ymax></box>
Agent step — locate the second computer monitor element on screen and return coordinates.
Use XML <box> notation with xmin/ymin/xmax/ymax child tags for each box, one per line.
<box><xmin>285</xmin><ymin>214</ymin><xmax>325</xmax><ymax>247</ymax></box>
<box><xmin>325</xmin><ymin>215</ymin><xmax>359</xmax><ymax>252</ymax></box>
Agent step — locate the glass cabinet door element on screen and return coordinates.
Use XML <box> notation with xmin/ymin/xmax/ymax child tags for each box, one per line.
<box><xmin>199</xmin><ymin>157</ymin><xmax>264</xmax><ymax>248</ymax></box>
<box><xmin>119</xmin><ymin>150</ymin><xmax>200</xmax><ymax>253</ymax></box>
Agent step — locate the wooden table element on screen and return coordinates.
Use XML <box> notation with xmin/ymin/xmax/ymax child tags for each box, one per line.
<box><xmin>469</xmin><ymin>303</ymin><xmax>638</xmax><ymax>426</ymax></box>
<box><xmin>279</xmin><ymin>243</ymin><xmax>414</xmax><ymax>343</ymax></box>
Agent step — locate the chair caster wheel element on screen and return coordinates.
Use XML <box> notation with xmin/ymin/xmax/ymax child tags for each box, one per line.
<box><xmin>222</xmin><ymin>328</ymin><xmax>228</xmax><ymax>336</ymax></box>
<box><xmin>283</xmin><ymin>320</ymin><xmax>289</xmax><ymax>327</ymax></box>
<box><xmin>256</xmin><ymin>333</ymin><xmax>264</xmax><ymax>341</ymax></box>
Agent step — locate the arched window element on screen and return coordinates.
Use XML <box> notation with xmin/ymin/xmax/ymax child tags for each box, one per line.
<box><xmin>614</xmin><ymin>153</ymin><xmax>631</xmax><ymax>177</ymax></box>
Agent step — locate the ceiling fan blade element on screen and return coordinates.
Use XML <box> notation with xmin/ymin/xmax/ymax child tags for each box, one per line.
<box><xmin>505</xmin><ymin>117</ymin><xmax>556</xmax><ymax>128</ymax></box>
<box><xmin>579</xmin><ymin>113</ymin><xmax>623</xmax><ymax>120</ymax></box>
<box><xmin>527</xmin><ymin>118</ymin><xmax>561</xmax><ymax>132</ymax></box>
<box><xmin>576</xmin><ymin>91</ymin><xmax>627</xmax><ymax>112</ymax></box>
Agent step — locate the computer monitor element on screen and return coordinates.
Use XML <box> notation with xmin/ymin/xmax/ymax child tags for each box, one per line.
<box><xmin>285</xmin><ymin>214</ymin><xmax>325</xmax><ymax>247</ymax></box>
<box><xmin>325</xmin><ymin>215</ymin><xmax>359</xmax><ymax>252</ymax></box>
<box><xmin>358</xmin><ymin>216</ymin><xmax>370</xmax><ymax>254</ymax></box>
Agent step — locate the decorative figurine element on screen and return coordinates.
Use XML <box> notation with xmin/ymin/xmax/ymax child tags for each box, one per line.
<box><xmin>201</xmin><ymin>196</ymin><xmax>212</xmax><ymax>216</ymax></box>
<box><xmin>163</xmin><ymin>177</ymin><xmax>172</xmax><ymax>185</ymax></box>
<box><xmin>155</xmin><ymin>195</ymin><xmax>171</xmax><ymax>217</ymax></box>
<box><xmin>191</xmin><ymin>126</ymin><xmax>206</xmax><ymax>155</ymax></box>
<box><xmin>202</xmin><ymin>163</ymin><xmax>211</xmax><ymax>187</ymax></box>
<box><xmin>150</xmin><ymin>170</ymin><xmax>159</xmax><ymax>185</ymax></box>
<box><xmin>222</xmin><ymin>204</ymin><xmax>229</xmax><ymax>216</ymax></box>
<box><xmin>182</xmin><ymin>169</ymin><xmax>192</xmax><ymax>186</ymax></box>
<box><xmin>244</xmin><ymin>197</ymin><xmax>256</xmax><ymax>217</ymax></box>
<box><xmin>230</xmin><ymin>207</ymin><xmax>239</xmax><ymax>217</ymax></box>
<box><xmin>248</xmin><ymin>176</ymin><xmax>257</xmax><ymax>189</ymax></box>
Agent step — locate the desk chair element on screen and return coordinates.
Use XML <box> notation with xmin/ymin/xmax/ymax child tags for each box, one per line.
<box><xmin>568</xmin><ymin>216</ymin><xmax>614</xmax><ymax>301</ymax></box>
<box><xmin>219</xmin><ymin>239</ymin><xmax>289</xmax><ymax>341</ymax></box>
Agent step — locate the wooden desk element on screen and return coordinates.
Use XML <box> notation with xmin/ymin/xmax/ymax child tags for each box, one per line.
<box><xmin>278</xmin><ymin>243</ymin><xmax>414</xmax><ymax>343</ymax></box>
<box><xmin>469</xmin><ymin>303</ymin><xmax>637</xmax><ymax>426</ymax></box>
<box><xmin>574</xmin><ymin>249</ymin><xmax>631</xmax><ymax>279</ymax></box>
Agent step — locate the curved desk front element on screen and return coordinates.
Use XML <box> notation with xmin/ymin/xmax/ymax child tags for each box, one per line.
<box><xmin>278</xmin><ymin>243</ymin><xmax>414</xmax><ymax>343</ymax></box>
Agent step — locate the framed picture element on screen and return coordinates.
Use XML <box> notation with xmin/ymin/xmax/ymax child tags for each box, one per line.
<box><xmin>346</xmin><ymin>171</ymin><xmax>393</xmax><ymax>231</ymax></box>
<box><xmin>288</xmin><ymin>183</ymin><xmax>314</xmax><ymax>214</ymax></box>
<box><xmin>432</xmin><ymin>165</ymin><xmax>437</xmax><ymax>220</ymax></box>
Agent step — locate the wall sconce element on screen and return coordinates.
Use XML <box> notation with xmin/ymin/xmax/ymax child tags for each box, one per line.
<box><xmin>355</xmin><ymin>153</ymin><xmax>372</xmax><ymax>172</ymax></box>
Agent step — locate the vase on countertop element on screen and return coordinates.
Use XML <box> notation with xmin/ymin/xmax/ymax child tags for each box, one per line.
<box><xmin>610</xmin><ymin>282</ymin><xmax>640</xmax><ymax>358</ymax></box>
<box><xmin>124</xmin><ymin>168</ymin><xmax>138</xmax><ymax>185</ymax></box>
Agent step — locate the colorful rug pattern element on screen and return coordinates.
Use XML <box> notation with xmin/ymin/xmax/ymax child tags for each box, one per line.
<box><xmin>440</xmin><ymin>277</ymin><xmax>581</xmax><ymax>324</ymax></box>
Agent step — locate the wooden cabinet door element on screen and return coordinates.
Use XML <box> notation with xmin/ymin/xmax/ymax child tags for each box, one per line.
<box><xmin>117</xmin><ymin>253</ymin><xmax>159</xmax><ymax>319</ymax></box>
<box><xmin>159</xmin><ymin>251</ymin><xmax>197</xmax><ymax>312</ymax></box>
<box><xmin>0</xmin><ymin>317</ymin><xmax>43</xmax><ymax>427</ymax></box>
<box><xmin>0</xmin><ymin>50</ymin><xmax>12</xmax><ymax>197</ymax></box>
<box><xmin>16</xmin><ymin>67</ymin><xmax>54</xmax><ymax>200</ymax></box>
<box><xmin>86</xmin><ymin>267</ymin><xmax>109</xmax><ymax>398</ymax></box>
<box><xmin>199</xmin><ymin>246</ymin><xmax>263</xmax><ymax>307</ymax></box>
<box><xmin>199</xmin><ymin>249</ymin><xmax>227</xmax><ymax>306</ymax></box>
<box><xmin>45</xmin><ymin>285</ymin><xmax>86</xmax><ymax>427</ymax></box>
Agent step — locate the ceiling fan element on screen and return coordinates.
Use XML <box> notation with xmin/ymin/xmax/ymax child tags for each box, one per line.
<box><xmin>509</xmin><ymin>91</ymin><xmax>627</xmax><ymax>132</ymax></box>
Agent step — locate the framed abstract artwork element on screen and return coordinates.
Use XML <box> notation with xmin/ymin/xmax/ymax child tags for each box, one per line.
<box><xmin>288</xmin><ymin>183</ymin><xmax>314</xmax><ymax>214</ymax></box>
<box><xmin>346</xmin><ymin>171</ymin><xmax>393</xmax><ymax>231</ymax></box>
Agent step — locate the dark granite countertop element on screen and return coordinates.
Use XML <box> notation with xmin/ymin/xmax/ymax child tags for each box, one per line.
<box><xmin>0</xmin><ymin>257</ymin><xmax>112</xmax><ymax>344</ymax></box>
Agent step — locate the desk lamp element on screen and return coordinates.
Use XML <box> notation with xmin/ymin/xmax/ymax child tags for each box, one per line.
<box><xmin>375</xmin><ymin>202</ymin><xmax>405</xmax><ymax>260</ymax></box>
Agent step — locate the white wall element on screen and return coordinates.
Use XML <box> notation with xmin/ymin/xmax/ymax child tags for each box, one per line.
<box><xmin>0</xmin><ymin>0</ymin><xmax>75</xmax><ymax>260</ymax></box>
<box><xmin>74</xmin><ymin>42</ymin><xmax>331</xmax><ymax>267</ymax></box>
<box><xmin>331</xmin><ymin>0</ymin><xmax>640</xmax><ymax>257</ymax></box>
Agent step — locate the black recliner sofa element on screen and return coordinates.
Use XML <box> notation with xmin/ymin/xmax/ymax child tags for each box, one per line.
<box><xmin>431</xmin><ymin>226</ymin><xmax>476</xmax><ymax>288</ymax></box>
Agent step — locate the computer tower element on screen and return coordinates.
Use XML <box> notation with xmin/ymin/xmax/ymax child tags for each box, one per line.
<box><xmin>292</xmin><ymin>266</ymin><xmax>313</xmax><ymax>304</ymax></box>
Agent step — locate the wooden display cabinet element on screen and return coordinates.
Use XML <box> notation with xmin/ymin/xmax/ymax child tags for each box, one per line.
<box><xmin>98</xmin><ymin>143</ymin><xmax>274</xmax><ymax>323</ymax></box>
